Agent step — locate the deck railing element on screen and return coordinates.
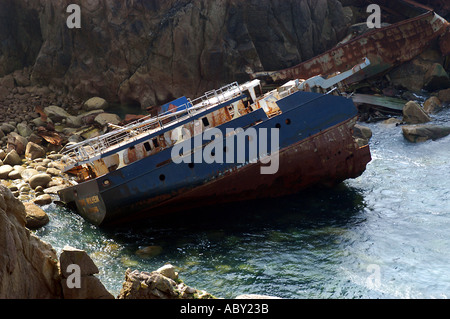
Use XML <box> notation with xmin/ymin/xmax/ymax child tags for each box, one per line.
<box><xmin>61</xmin><ymin>82</ymin><xmax>242</xmax><ymax>169</ymax></box>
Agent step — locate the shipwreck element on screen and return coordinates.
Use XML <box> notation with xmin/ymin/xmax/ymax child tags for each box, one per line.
<box><xmin>58</xmin><ymin>60</ymin><xmax>372</xmax><ymax>226</ymax></box>
<box><xmin>251</xmin><ymin>0</ymin><xmax>449</xmax><ymax>89</ymax></box>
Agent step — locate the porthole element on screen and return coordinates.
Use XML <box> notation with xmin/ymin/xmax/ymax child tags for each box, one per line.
<box><xmin>159</xmin><ymin>174</ymin><xmax>166</xmax><ymax>181</ymax></box>
<box><xmin>285</xmin><ymin>118</ymin><xmax>291</xmax><ymax>125</ymax></box>
<box><xmin>275</xmin><ymin>123</ymin><xmax>281</xmax><ymax>129</ymax></box>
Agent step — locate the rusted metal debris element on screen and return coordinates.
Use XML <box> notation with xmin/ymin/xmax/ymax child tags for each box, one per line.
<box><xmin>37</xmin><ymin>127</ymin><xmax>64</xmax><ymax>145</ymax></box>
<box><xmin>34</xmin><ymin>105</ymin><xmax>48</xmax><ymax>122</ymax></box>
<box><xmin>251</xmin><ymin>11</ymin><xmax>449</xmax><ymax>85</ymax></box>
<box><xmin>439</xmin><ymin>27</ymin><xmax>450</xmax><ymax>56</ymax></box>
<box><xmin>351</xmin><ymin>93</ymin><xmax>407</xmax><ymax>112</ymax></box>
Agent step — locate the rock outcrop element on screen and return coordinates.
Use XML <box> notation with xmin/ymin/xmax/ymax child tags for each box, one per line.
<box><xmin>423</xmin><ymin>96</ymin><xmax>443</xmax><ymax>114</ymax></box>
<box><xmin>0</xmin><ymin>185</ymin><xmax>62</xmax><ymax>298</ymax></box>
<box><xmin>402</xmin><ymin>124</ymin><xmax>450</xmax><ymax>143</ymax></box>
<box><xmin>389</xmin><ymin>45</ymin><xmax>450</xmax><ymax>93</ymax></box>
<box><xmin>59</xmin><ymin>246</ymin><xmax>114</xmax><ymax>299</ymax></box>
<box><xmin>118</xmin><ymin>264</ymin><xmax>215</xmax><ymax>299</ymax></box>
<box><xmin>402</xmin><ymin>101</ymin><xmax>432</xmax><ymax>124</ymax></box>
<box><xmin>0</xmin><ymin>0</ymin><xmax>350</xmax><ymax>109</ymax></box>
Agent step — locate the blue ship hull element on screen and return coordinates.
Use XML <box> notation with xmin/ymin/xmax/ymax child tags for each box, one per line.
<box><xmin>58</xmin><ymin>90</ymin><xmax>371</xmax><ymax>226</ymax></box>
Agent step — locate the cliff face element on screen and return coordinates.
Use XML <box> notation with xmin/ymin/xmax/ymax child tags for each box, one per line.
<box><xmin>0</xmin><ymin>185</ymin><xmax>61</xmax><ymax>299</ymax></box>
<box><xmin>0</xmin><ymin>0</ymin><xmax>349</xmax><ymax>109</ymax></box>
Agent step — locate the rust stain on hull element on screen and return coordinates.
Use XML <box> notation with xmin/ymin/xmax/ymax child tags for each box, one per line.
<box><xmin>252</xmin><ymin>11</ymin><xmax>449</xmax><ymax>84</ymax></box>
<box><xmin>439</xmin><ymin>26</ymin><xmax>450</xmax><ymax>56</ymax></box>
<box><xmin>107</xmin><ymin>117</ymin><xmax>371</xmax><ymax>225</ymax></box>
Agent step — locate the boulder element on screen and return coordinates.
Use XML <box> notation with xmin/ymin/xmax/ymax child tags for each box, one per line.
<box><xmin>389</xmin><ymin>57</ymin><xmax>449</xmax><ymax>92</ymax></box>
<box><xmin>423</xmin><ymin>63</ymin><xmax>450</xmax><ymax>92</ymax></box>
<box><xmin>0</xmin><ymin>165</ymin><xmax>14</xmax><ymax>179</ymax></box>
<box><xmin>7</xmin><ymin>132</ymin><xmax>28</xmax><ymax>155</ymax></box>
<box><xmin>28</xmin><ymin>133</ymin><xmax>44</xmax><ymax>146</ymax></box>
<box><xmin>13</xmin><ymin>165</ymin><xmax>25</xmax><ymax>174</ymax></box>
<box><xmin>437</xmin><ymin>88</ymin><xmax>450</xmax><ymax>103</ymax></box>
<box><xmin>43</xmin><ymin>185</ymin><xmax>67</xmax><ymax>195</ymax></box>
<box><xmin>20</xmin><ymin>168</ymin><xmax>39</xmax><ymax>181</ymax></box>
<box><xmin>44</xmin><ymin>105</ymin><xmax>71</xmax><ymax>122</ymax></box>
<box><xmin>0</xmin><ymin>185</ymin><xmax>62</xmax><ymax>298</ymax></box>
<box><xmin>33</xmin><ymin>194</ymin><xmax>52</xmax><ymax>206</ymax></box>
<box><xmin>46</xmin><ymin>167</ymin><xmax>61</xmax><ymax>176</ymax></box>
<box><xmin>17</xmin><ymin>123</ymin><xmax>33</xmax><ymax>138</ymax></box>
<box><xmin>59</xmin><ymin>246</ymin><xmax>99</xmax><ymax>278</ymax></box>
<box><xmin>31</xmin><ymin>117</ymin><xmax>47</xmax><ymax>127</ymax></box>
<box><xmin>423</xmin><ymin>96</ymin><xmax>443</xmax><ymax>114</ymax></box>
<box><xmin>23</xmin><ymin>202</ymin><xmax>50</xmax><ymax>229</ymax></box>
<box><xmin>8</xmin><ymin>170</ymin><xmax>23</xmax><ymax>180</ymax></box>
<box><xmin>402</xmin><ymin>125</ymin><xmax>450</xmax><ymax>143</ymax></box>
<box><xmin>94</xmin><ymin>113</ymin><xmax>122</xmax><ymax>126</ymax></box>
<box><xmin>3</xmin><ymin>150</ymin><xmax>22</xmax><ymax>166</ymax></box>
<box><xmin>0</xmin><ymin>74</ymin><xmax>15</xmax><ymax>89</ymax></box>
<box><xmin>83</xmin><ymin>97</ymin><xmax>109</xmax><ymax>111</ymax></box>
<box><xmin>353</xmin><ymin>124</ymin><xmax>373</xmax><ymax>140</ymax></box>
<box><xmin>0</xmin><ymin>123</ymin><xmax>15</xmax><ymax>134</ymax></box>
<box><xmin>25</xmin><ymin>142</ymin><xmax>46</xmax><ymax>160</ymax></box>
<box><xmin>78</xmin><ymin>110</ymin><xmax>105</xmax><ymax>125</ymax></box>
<box><xmin>29</xmin><ymin>173</ymin><xmax>52</xmax><ymax>189</ymax></box>
<box><xmin>65</xmin><ymin>115</ymin><xmax>83</xmax><ymax>128</ymax></box>
<box><xmin>402</xmin><ymin>101</ymin><xmax>431</xmax><ymax>124</ymax></box>
<box><xmin>59</xmin><ymin>246</ymin><xmax>114</xmax><ymax>299</ymax></box>
<box><xmin>156</xmin><ymin>264</ymin><xmax>178</xmax><ymax>281</ymax></box>
<box><xmin>118</xmin><ymin>268</ymin><xmax>215</xmax><ymax>300</ymax></box>
<box><xmin>0</xmin><ymin>149</ymin><xmax>6</xmax><ymax>161</ymax></box>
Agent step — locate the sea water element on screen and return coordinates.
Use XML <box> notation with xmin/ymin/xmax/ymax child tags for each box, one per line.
<box><xmin>34</xmin><ymin>108</ymin><xmax>450</xmax><ymax>299</ymax></box>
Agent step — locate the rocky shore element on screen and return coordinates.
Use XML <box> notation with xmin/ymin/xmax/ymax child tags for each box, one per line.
<box><xmin>0</xmin><ymin>69</ymin><xmax>127</xmax><ymax>229</ymax></box>
<box><xmin>1</xmin><ymin>183</ymin><xmax>278</xmax><ymax>299</ymax></box>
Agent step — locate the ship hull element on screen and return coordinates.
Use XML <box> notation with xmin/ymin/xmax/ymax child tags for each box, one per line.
<box><xmin>108</xmin><ymin>117</ymin><xmax>370</xmax><ymax>226</ymax></box>
<box><xmin>59</xmin><ymin>92</ymin><xmax>371</xmax><ymax>226</ymax></box>
<box><xmin>252</xmin><ymin>11</ymin><xmax>449</xmax><ymax>85</ymax></box>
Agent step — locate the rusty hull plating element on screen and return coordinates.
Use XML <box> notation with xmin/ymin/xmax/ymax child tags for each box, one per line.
<box><xmin>116</xmin><ymin>118</ymin><xmax>371</xmax><ymax>226</ymax></box>
<box><xmin>251</xmin><ymin>11</ymin><xmax>449</xmax><ymax>85</ymax></box>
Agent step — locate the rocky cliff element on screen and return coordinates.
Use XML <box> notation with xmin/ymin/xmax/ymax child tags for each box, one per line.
<box><xmin>0</xmin><ymin>185</ymin><xmax>61</xmax><ymax>298</ymax></box>
<box><xmin>0</xmin><ymin>0</ymin><xmax>351</xmax><ymax>109</ymax></box>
